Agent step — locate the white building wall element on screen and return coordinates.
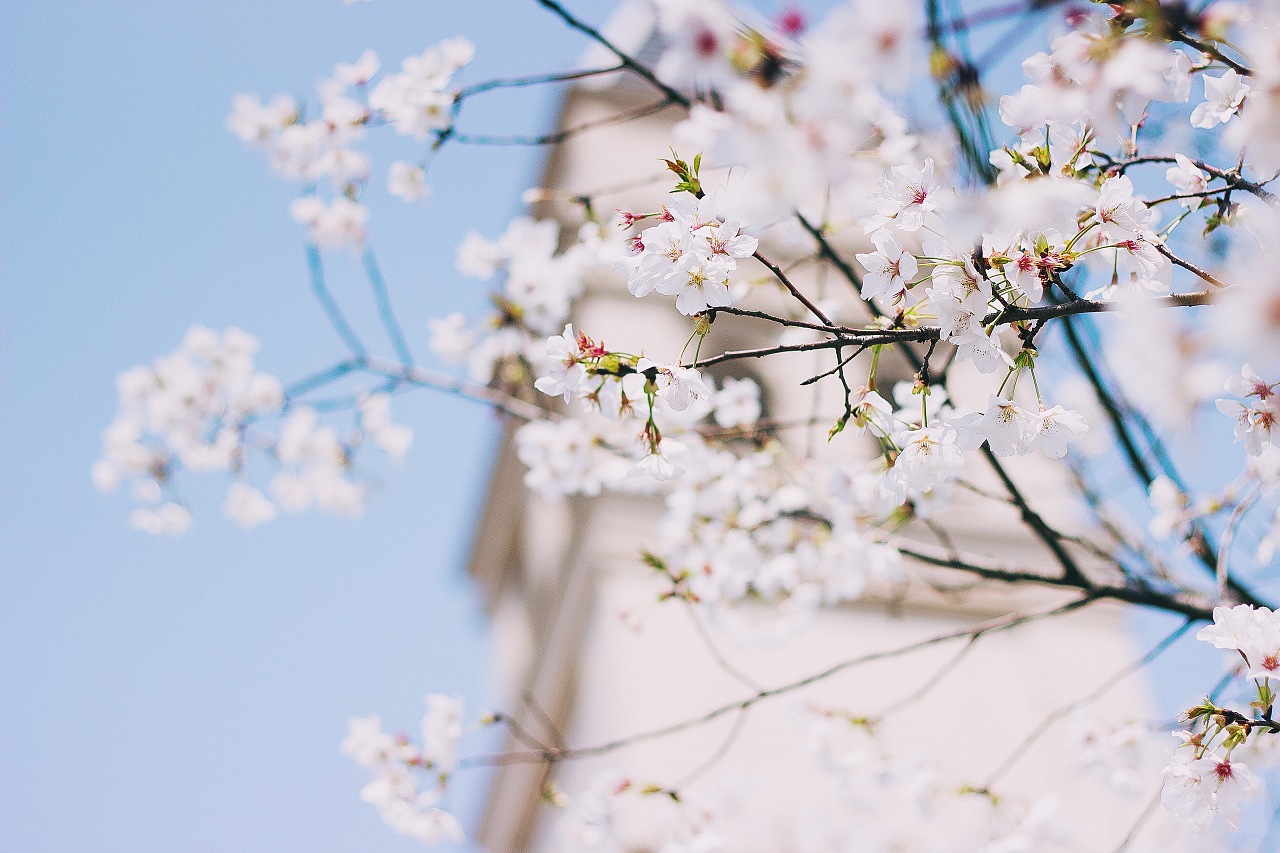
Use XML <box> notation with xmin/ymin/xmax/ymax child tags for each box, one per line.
<box><xmin>472</xmin><ymin>72</ymin><xmax>1172</xmax><ymax>853</ymax></box>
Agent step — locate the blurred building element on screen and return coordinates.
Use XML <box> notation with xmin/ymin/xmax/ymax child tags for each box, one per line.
<box><xmin>467</xmin><ymin>5</ymin><xmax>1163</xmax><ymax>851</ymax></box>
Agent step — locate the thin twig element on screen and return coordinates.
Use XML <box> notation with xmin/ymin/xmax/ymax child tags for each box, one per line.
<box><xmin>458</xmin><ymin>598</ymin><xmax>1093</xmax><ymax>769</ymax></box>
<box><xmin>305</xmin><ymin>244</ymin><xmax>367</xmax><ymax>359</ymax></box>
<box><xmin>362</xmin><ymin>246</ymin><xmax>414</xmax><ymax>367</ymax></box>
<box><xmin>981</xmin><ymin>619</ymin><xmax>1194</xmax><ymax>790</ymax></box>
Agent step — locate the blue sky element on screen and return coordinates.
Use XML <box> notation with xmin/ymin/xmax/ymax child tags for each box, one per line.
<box><xmin>0</xmin><ymin>3</ymin><xmax>584</xmax><ymax>851</ymax></box>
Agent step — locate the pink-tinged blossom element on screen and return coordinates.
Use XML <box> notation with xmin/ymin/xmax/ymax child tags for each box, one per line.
<box><xmin>691</xmin><ymin>218</ymin><xmax>758</xmax><ymax>264</ymax></box>
<box><xmin>856</xmin><ymin>229</ymin><xmax>918</xmax><ymax>303</ymax></box>
<box><xmin>1216</xmin><ymin>397</ymin><xmax>1279</xmax><ymax>455</ymax></box>
<box><xmin>653</xmin><ymin>0</ymin><xmax>738</xmax><ymax>89</ymax></box>
<box><xmin>865</xmin><ymin>159</ymin><xmax>939</xmax><ymax>233</ymax></box>
<box><xmin>534</xmin><ymin>324</ymin><xmax>589</xmax><ymax>402</ymax></box>
<box><xmin>1191</xmin><ymin>69</ymin><xmax>1249</xmax><ymax>129</ymax></box>
<box><xmin>1226</xmin><ymin>364</ymin><xmax>1278</xmax><ymax>402</ymax></box>
<box><xmin>1217</xmin><ymin>364</ymin><xmax>1280</xmax><ymax>455</ymax></box>
<box><xmin>1243</xmin><ymin>620</ymin><xmax>1280</xmax><ymax>682</ymax></box>
<box><xmin>1162</xmin><ymin>748</ymin><xmax>1259</xmax><ymax>834</ymax></box>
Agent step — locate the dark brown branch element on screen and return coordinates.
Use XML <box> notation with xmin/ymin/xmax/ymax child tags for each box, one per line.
<box><xmin>1099</xmin><ymin>153</ymin><xmax>1277</xmax><ymax>204</ymax></box>
<box><xmin>687</xmin><ymin>333</ymin><xmax>936</xmax><ymax>370</ymax></box>
<box><xmin>535</xmin><ymin>0</ymin><xmax>692</xmax><ymax>109</ymax></box>
<box><xmin>457</xmin><ymin>63</ymin><xmax>625</xmax><ymax>99</ymax></box>
<box><xmin>753</xmin><ymin>251</ymin><xmax>833</xmax><ymax>325</ymax></box>
<box><xmin>984</xmin><ymin>290</ymin><xmax>1215</xmax><ymax>324</ymax></box>
<box><xmin>708</xmin><ymin>306</ymin><xmax>843</xmax><ymax>335</ymax></box>
<box><xmin>892</xmin><ymin>537</ymin><xmax>1216</xmax><ymax>620</ymax></box>
<box><xmin>1154</xmin><ymin>243</ymin><xmax>1228</xmax><ymax>288</ymax></box>
<box><xmin>452</xmin><ymin>96</ymin><xmax>676</xmax><ymax>146</ymax></box>
<box><xmin>1173</xmin><ymin>33</ymin><xmax>1251</xmax><ymax>77</ymax></box>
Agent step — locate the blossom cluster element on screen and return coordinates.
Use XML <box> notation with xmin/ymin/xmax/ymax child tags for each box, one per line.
<box><xmin>656</xmin><ymin>0</ymin><xmax>917</xmax><ymax>228</ymax></box>
<box><xmin>1217</xmin><ymin>364</ymin><xmax>1279</xmax><ymax>456</ymax></box>
<box><xmin>519</xmin><ymin>325</ymin><xmax>720</xmax><ymax>489</ymax></box>
<box><xmin>227</xmin><ymin>38</ymin><xmax>474</xmax><ymax>248</ymax></box>
<box><xmin>616</xmin><ymin>190</ymin><xmax>758</xmax><ymax>316</ymax></box>
<box><xmin>1161</xmin><ymin>604</ymin><xmax>1280</xmax><ymax>834</ymax></box>
<box><xmin>341</xmin><ymin>694</ymin><xmax>474</xmax><ymax>845</ymax></box>
<box><xmin>94</xmin><ymin>327</ymin><xmax>412</xmax><ymax>533</ymax></box>
<box><xmin>656</xmin><ymin>442</ymin><xmax>902</xmax><ymax>633</ymax></box>
<box><xmin>92</xmin><ymin>326</ymin><xmax>282</xmax><ymax>534</ymax></box>
<box><xmin>430</xmin><ymin>216</ymin><xmax>620</xmax><ymax>387</ymax></box>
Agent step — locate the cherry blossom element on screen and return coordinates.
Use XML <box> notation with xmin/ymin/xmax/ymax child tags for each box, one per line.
<box><xmin>1164</xmin><ymin>154</ymin><xmax>1208</xmax><ymax>207</ymax></box>
<box><xmin>388</xmin><ymin>161</ymin><xmax>430</xmax><ymax>203</ymax></box>
<box><xmin>856</xmin><ymin>229</ymin><xmax>918</xmax><ymax>304</ymax></box>
<box><xmin>1191</xmin><ymin>69</ymin><xmax>1249</xmax><ymax>129</ymax></box>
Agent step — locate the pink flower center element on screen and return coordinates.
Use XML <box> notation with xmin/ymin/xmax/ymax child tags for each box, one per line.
<box><xmin>695</xmin><ymin>30</ymin><xmax>719</xmax><ymax>58</ymax></box>
<box><xmin>778</xmin><ymin>9</ymin><xmax>805</xmax><ymax>36</ymax></box>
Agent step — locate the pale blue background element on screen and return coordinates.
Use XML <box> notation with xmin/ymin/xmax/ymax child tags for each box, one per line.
<box><xmin>1</xmin><ymin>3</ymin><xmax>584</xmax><ymax>851</ymax></box>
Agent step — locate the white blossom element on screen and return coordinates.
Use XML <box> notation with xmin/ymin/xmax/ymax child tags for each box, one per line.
<box><xmin>388</xmin><ymin>161</ymin><xmax>430</xmax><ymax>203</ymax></box>
<box><xmin>1191</xmin><ymin>69</ymin><xmax>1249</xmax><ymax>129</ymax></box>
